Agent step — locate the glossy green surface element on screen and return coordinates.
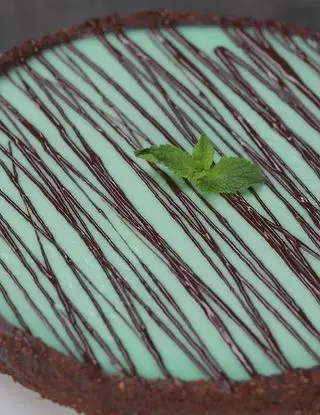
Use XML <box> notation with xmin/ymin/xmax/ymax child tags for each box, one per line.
<box><xmin>0</xmin><ymin>25</ymin><xmax>319</xmax><ymax>381</ymax></box>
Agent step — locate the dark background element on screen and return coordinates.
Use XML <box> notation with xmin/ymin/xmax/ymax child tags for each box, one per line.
<box><xmin>1</xmin><ymin>0</ymin><xmax>320</xmax><ymax>52</ymax></box>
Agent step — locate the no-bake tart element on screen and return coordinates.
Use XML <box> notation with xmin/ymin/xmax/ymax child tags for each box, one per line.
<box><xmin>0</xmin><ymin>10</ymin><xmax>320</xmax><ymax>415</ymax></box>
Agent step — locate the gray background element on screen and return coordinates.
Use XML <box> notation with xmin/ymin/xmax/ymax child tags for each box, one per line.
<box><xmin>1</xmin><ymin>0</ymin><xmax>320</xmax><ymax>52</ymax></box>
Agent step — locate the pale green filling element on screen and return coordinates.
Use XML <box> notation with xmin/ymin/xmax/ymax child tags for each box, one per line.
<box><xmin>0</xmin><ymin>26</ymin><xmax>319</xmax><ymax>381</ymax></box>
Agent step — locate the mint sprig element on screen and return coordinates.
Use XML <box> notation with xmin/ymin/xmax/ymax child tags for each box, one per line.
<box><xmin>136</xmin><ymin>144</ymin><xmax>194</xmax><ymax>178</ymax></box>
<box><xmin>135</xmin><ymin>135</ymin><xmax>265</xmax><ymax>194</ymax></box>
<box><xmin>191</xmin><ymin>133</ymin><xmax>215</xmax><ymax>172</ymax></box>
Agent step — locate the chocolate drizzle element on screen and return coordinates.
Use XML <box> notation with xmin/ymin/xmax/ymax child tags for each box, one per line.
<box><xmin>0</xmin><ymin>12</ymin><xmax>319</xmax><ymax>382</ymax></box>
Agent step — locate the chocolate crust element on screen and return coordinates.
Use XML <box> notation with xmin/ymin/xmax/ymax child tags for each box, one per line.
<box><xmin>0</xmin><ymin>9</ymin><xmax>320</xmax><ymax>415</ymax></box>
<box><xmin>1</xmin><ymin>10</ymin><xmax>320</xmax><ymax>73</ymax></box>
<box><xmin>1</xmin><ymin>317</ymin><xmax>320</xmax><ymax>415</ymax></box>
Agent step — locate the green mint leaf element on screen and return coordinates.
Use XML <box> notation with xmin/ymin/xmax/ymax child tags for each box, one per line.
<box><xmin>135</xmin><ymin>145</ymin><xmax>194</xmax><ymax>178</ymax></box>
<box><xmin>197</xmin><ymin>157</ymin><xmax>265</xmax><ymax>193</ymax></box>
<box><xmin>190</xmin><ymin>170</ymin><xmax>208</xmax><ymax>182</ymax></box>
<box><xmin>135</xmin><ymin>146</ymin><xmax>161</xmax><ymax>163</ymax></box>
<box><xmin>192</xmin><ymin>133</ymin><xmax>215</xmax><ymax>171</ymax></box>
<box><xmin>135</xmin><ymin>136</ymin><xmax>265</xmax><ymax>195</ymax></box>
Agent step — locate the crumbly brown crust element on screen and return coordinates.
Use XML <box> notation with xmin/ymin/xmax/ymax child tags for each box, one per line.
<box><xmin>1</xmin><ymin>10</ymin><xmax>319</xmax><ymax>72</ymax></box>
<box><xmin>0</xmin><ymin>10</ymin><xmax>320</xmax><ymax>415</ymax></box>
<box><xmin>1</xmin><ymin>318</ymin><xmax>320</xmax><ymax>415</ymax></box>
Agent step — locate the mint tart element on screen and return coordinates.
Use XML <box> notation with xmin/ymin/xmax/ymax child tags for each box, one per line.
<box><xmin>0</xmin><ymin>10</ymin><xmax>319</xmax><ymax>415</ymax></box>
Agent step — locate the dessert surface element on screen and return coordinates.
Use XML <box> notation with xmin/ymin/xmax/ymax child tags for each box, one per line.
<box><xmin>0</xmin><ymin>15</ymin><xmax>319</xmax><ymax>388</ymax></box>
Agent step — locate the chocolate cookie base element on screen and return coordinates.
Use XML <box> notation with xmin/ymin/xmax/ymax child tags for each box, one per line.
<box><xmin>1</xmin><ymin>10</ymin><xmax>320</xmax><ymax>415</ymax></box>
<box><xmin>0</xmin><ymin>318</ymin><xmax>320</xmax><ymax>415</ymax></box>
<box><xmin>1</xmin><ymin>10</ymin><xmax>319</xmax><ymax>72</ymax></box>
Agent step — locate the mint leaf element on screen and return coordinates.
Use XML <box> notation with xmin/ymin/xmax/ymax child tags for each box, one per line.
<box><xmin>135</xmin><ymin>145</ymin><xmax>194</xmax><ymax>178</ymax></box>
<box><xmin>192</xmin><ymin>134</ymin><xmax>215</xmax><ymax>171</ymax></box>
<box><xmin>190</xmin><ymin>170</ymin><xmax>208</xmax><ymax>182</ymax></box>
<box><xmin>197</xmin><ymin>157</ymin><xmax>265</xmax><ymax>193</ymax></box>
<box><xmin>135</xmin><ymin>136</ymin><xmax>265</xmax><ymax>195</ymax></box>
<box><xmin>135</xmin><ymin>146</ymin><xmax>160</xmax><ymax>163</ymax></box>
